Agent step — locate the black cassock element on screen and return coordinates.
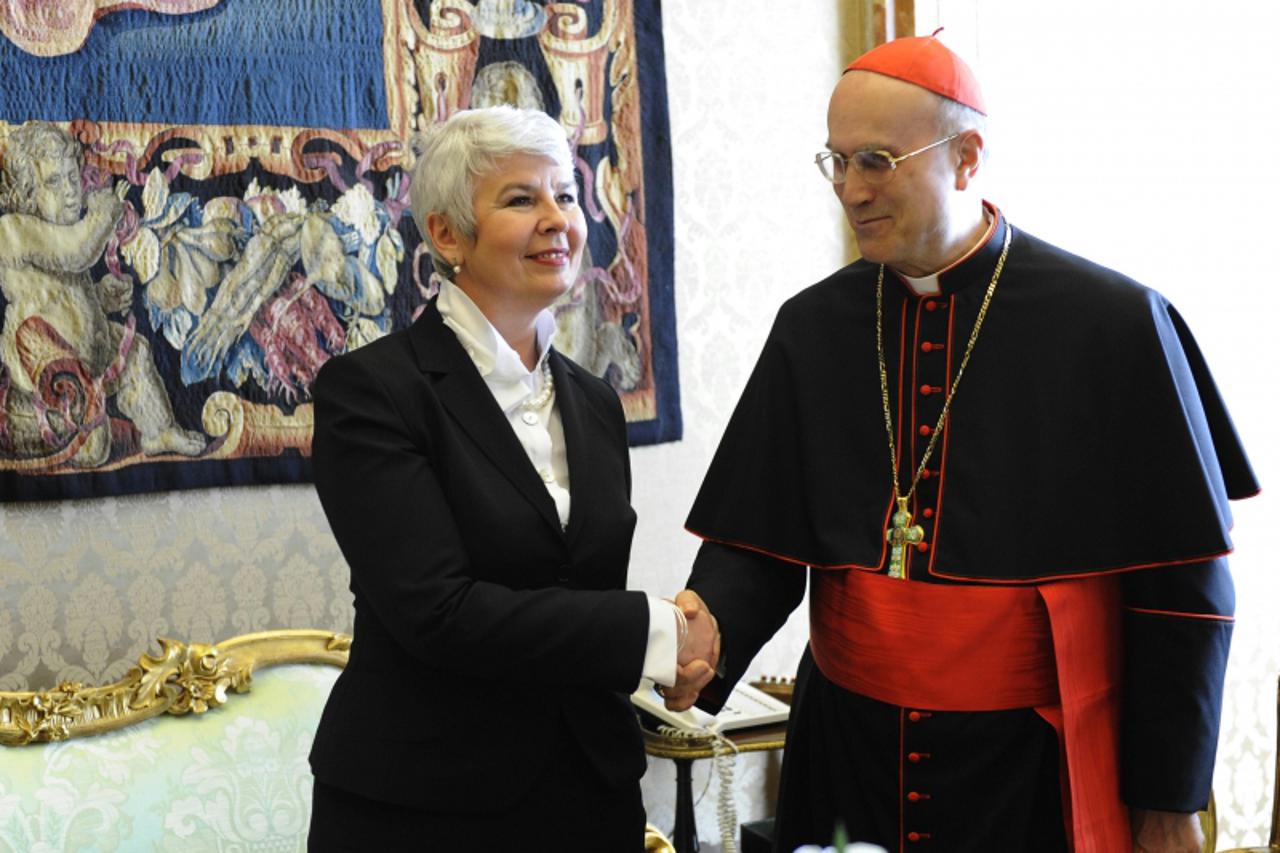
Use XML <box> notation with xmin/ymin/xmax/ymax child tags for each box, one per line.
<box><xmin>685</xmin><ymin>209</ymin><xmax>1257</xmax><ymax>852</ymax></box>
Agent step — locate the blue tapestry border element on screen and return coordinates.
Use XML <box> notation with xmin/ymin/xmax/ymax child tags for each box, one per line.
<box><xmin>627</xmin><ymin>0</ymin><xmax>680</xmax><ymax>446</ymax></box>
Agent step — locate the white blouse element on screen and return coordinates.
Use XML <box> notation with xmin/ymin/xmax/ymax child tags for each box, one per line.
<box><xmin>437</xmin><ymin>280</ymin><xmax>679</xmax><ymax>687</ymax></box>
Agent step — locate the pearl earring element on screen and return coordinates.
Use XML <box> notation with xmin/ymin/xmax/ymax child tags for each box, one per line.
<box><xmin>452</xmin><ymin>260</ymin><xmax>462</xmax><ymax>276</ymax></box>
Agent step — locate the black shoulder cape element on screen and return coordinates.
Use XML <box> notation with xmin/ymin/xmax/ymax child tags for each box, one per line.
<box><xmin>686</xmin><ymin>213</ymin><xmax>1258</xmax><ymax>582</ymax></box>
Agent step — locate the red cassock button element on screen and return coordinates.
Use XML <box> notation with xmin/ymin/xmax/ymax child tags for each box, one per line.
<box><xmin>921</xmin><ymin>469</ymin><xmax>933</xmax><ymax>480</ymax></box>
<box><xmin>908</xmin><ymin>752</ymin><xmax>921</xmax><ymax>762</ymax></box>
<box><xmin>917</xmin><ymin>542</ymin><xmax>930</xmax><ymax>553</ymax></box>
<box><xmin>908</xmin><ymin>711</ymin><xmax>922</xmax><ymax>722</ymax></box>
<box><xmin>921</xmin><ymin>342</ymin><xmax>933</xmax><ymax>352</ymax></box>
<box><xmin>922</xmin><ymin>508</ymin><xmax>934</xmax><ymax>519</ymax></box>
<box><xmin>907</xmin><ymin>791</ymin><xmax>921</xmax><ymax>802</ymax></box>
<box><xmin>924</xmin><ymin>301</ymin><xmax>938</xmax><ymax>312</ymax></box>
<box><xmin>920</xmin><ymin>384</ymin><xmax>932</xmax><ymax>396</ymax></box>
<box><xmin>918</xmin><ymin>425</ymin><xmax>931</xmax><ymax>437</ymax></box>
<box><xmin>908</xmin><ymin>831</ymin><xmax>922</xmax><ymax>841</ymax></box>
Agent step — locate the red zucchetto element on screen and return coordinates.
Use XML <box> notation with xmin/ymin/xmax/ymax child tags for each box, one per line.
<box><xmin>845</xmin><ymin>29</ymin><xmax>987</xmax><ymax>115</ymax></box>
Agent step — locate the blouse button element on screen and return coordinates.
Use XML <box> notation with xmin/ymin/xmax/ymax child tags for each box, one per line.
<box><xmin>521</xmin><ymin>411</ymin><xmax>539</xmax><ymax>426</ymax></box>
<box><xmin>539</xmin><ymin>469</ymin><xmax>555</xmax><ymax>483</ymax></box>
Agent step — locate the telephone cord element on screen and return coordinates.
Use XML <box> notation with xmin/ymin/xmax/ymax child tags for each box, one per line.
<box><xmin>657</xmin><ymin>725</ymin><xmax>741</xmax><ymax>853</ymax></box>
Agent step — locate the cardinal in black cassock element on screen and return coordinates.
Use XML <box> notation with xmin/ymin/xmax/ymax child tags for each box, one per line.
<box><xmin>679</xmin><ymin>32</ymin><xmax>1258</xmax><ymax>853</ymax></box>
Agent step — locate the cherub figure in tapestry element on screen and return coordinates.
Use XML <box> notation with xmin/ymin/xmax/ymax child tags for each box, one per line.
<box><xmin>0</xmin><ymin>121</ymin><xmax>205</xmax><ymax>467</ymax></box>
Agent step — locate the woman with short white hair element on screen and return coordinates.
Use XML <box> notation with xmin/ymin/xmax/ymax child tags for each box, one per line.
<box><xmin>305</xmin><ymin>106</ymin><xmax>716</xmax><ymax>851</ymax></box>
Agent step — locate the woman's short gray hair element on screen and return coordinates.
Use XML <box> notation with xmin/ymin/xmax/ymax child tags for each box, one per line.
<box><xmin>408</xmin><ymin>106</ymin><xmax>574</xmax><ymax>277</ymax></box>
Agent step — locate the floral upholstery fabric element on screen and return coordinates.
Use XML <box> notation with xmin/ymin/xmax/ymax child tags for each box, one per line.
<box><xmin>0</xmin><ymin>663</ymin><xmax>337</xmax><ymax>852</ymax></box>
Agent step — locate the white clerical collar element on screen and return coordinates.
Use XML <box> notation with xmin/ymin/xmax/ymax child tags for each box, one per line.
<box><xmin>898</xmin><ymin>210</ymin><xmax>997</xmax><ymax>296</ymax></box>
<box><xmin>436</xmin><ymin>279</ymin><xmax>556</xmax><ymax>389</ymax></box>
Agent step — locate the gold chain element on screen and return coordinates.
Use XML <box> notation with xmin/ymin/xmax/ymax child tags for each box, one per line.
<box><xmin>876</xmin><ymin>224</ymin><xmax>1012</xmax><ymax>506</ymax></box>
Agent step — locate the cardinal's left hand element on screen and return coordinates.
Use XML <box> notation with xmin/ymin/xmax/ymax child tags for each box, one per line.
<box><xmin>1132</xmin><ymin>808</ymin><xmax>1204</xmax><ymax>853</ymax></box>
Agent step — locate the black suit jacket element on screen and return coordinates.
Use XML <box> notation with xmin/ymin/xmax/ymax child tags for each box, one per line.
<box><xmin>308</xmin><ymin>302</ymin><xmax>649</xmax><ymax>813</ymax></box>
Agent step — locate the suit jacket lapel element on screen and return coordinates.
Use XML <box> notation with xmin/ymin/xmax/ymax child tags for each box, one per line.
<box><xmin>409</xmin><ymin>303</ymin><xmax>563</xmax><ymax>536</ymax></box>
<box><xmin>551</xmin><ymin>350</ymin><xmax>599</xmax><ymax>546</ymax></box>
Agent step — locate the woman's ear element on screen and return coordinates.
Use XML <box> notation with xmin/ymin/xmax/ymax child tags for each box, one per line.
<box><xmin>954</xmin><ymin>130</ymin><xmax>985</xmax><ymax>190</ymax></box>
<box><xmin>426</xmin><ymin>212</ymin><xmax>463</xmax><ymax>263</ymax></box>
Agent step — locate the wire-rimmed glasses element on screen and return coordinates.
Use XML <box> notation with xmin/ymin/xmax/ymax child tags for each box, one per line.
<box><xmin>814</xmin><ymin>132</ymin><xmax>961</xmax><ymax>185</ymax></box>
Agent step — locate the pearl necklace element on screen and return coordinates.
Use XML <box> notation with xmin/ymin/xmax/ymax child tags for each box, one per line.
<box><xmin>517</xmin><ymin>359</ymin><xmax>555</xmax><ymax>425</ymax></box>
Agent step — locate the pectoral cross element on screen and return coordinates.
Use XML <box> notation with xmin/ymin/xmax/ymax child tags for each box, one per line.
<box><xmin>886</xmin><ymin>496</ymin><xmax>924</xmax><ymax>579</ymax></box>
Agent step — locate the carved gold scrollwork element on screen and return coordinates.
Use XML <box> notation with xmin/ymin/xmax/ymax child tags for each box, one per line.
<box><xmin>538</xmin><ymin>1</ymin><xmax>623</xmax><ymax>145</ymax></box>
<box><xmin>1</xmin><ymin>683</ymin><xmax>88</xmax><ymax>745</ymax></box>
<box><xmin>0</xmin><ymin>629</ymin><xmax>351</xmax><ymax>746</ymax></box>
<box><xmin>132</xmin><ymin>638</ymin><xmax>252</xmax><ymax>717</ymax></box>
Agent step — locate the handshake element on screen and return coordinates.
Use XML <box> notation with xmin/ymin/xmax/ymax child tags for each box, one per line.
<box><xmin>661</xmin><ymin>589</ymin><xmax>719</xmax><ymax>712</ymax></box>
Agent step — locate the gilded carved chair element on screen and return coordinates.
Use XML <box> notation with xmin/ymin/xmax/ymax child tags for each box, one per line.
<box><xmin>0</xmin><ymin>630</ymin><xmax>349</xmax><ymax>849</ymax></box>
<box><xmin>1217</xmin><ymin>675</ymin><xmax>1280</xmax><ymax>853</ymax></box>
<box><xmin>645</xmin><ymin>823</ymin><xmax>677</xmax><ymax>852</ymax></box>
<box><xmin>1</xmin><ymin>629</ymin><xmax>681</xmax><ymax>851</ymax></box>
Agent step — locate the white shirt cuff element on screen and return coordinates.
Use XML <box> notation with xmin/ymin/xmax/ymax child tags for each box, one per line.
<box><xmin>641</xmin><ymin>596</ymin><xmax>679</xmax><ymax>687</ymax></box>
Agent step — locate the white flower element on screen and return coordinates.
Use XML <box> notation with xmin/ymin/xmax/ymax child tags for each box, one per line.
<box><xmin>331</xmin><ymin>183</ymin><xmax>382</xmax><ymax>245</ymax></box>
<box><xmin>243</xmin><ymin>178</ymin><xmax>306</xmax><ymax>224</ymax></box>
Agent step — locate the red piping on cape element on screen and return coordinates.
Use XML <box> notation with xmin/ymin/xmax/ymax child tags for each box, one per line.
<box><xmin>682</xmin><ymin>527</ymin><xmax>1236</xmax><ymax>583</ymax></box>
<box><xmin>924</xmin><ymin>547</ymin><xmax>1235</xmax><ymax>584</ymax></box>
<box><xmin>1125</xmin><ymin>606</ymin><xmax>1234</xmax><ymax>622</ymax></box>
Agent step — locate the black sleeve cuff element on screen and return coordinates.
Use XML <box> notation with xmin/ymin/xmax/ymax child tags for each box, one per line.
<box><xmin>685</xmin><ymin>540</ymin><xmax>806</xmax><ymax>714</ymax></box>
<box><xmin>1120</xmin><ymin>560</ymin><xmax>1233</xmax><ymax>812</ymax></box>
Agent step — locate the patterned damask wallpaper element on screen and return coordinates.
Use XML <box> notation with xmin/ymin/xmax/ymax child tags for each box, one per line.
<box><xmin>0</xmin><ymin>2</ymin><xmax>1273</xmax><ymax>848</ymax></box>
<box><xmin>0</xmin><ymin>486</ymin><xmax>351</xmax><ymax>691</ymax></box>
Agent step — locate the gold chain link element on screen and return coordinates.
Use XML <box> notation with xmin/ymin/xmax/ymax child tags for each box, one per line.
<box><xmin>877</xmin><ymin>224</ymin><xmax>1013</xmax><ymax>506</ymax></box>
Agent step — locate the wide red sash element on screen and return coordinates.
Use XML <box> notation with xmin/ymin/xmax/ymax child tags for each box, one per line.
<box><xmin>809</xmin><ymin>569</ymin><xmax>1131</xmax><ymax>852</ymax></box>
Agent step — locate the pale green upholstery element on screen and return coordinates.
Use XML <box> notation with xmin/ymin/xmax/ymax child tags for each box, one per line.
<box><xmin>0</xmin><ymin>664</ymin><xmax>337</xmax><ymax>852</ymax></box>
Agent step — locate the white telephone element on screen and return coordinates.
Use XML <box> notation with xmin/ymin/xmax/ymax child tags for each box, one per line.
<box><xmin>631</xmin><ymin>679</ymin><xmax>790</xmax><ymax>853</ymax></box>
<box><xmin>630</xmin><ymin>678</ymin><xmax>790</xmax><ymax>734</ymax></box>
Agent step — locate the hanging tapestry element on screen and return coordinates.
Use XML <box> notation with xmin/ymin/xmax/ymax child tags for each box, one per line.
<box><xmin>0</xmin><ymin>0</ymin><xmax>678</xmax><ymax>501</ymax></box>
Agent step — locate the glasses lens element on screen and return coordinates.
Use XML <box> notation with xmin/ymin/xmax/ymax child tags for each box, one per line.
<box><xmin>852</xmin><ymin>151</ymin><xmax>895</xmax><ymax>184</ymax></box>
<box><xmin>815</xmin><ymin>152</ymin><xmax>845</xmax><ymax>183</ymax></box>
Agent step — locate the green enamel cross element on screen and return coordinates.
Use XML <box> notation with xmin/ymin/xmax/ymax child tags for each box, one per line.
<box><xmin>886</xmin><ymin>496</ymin><xmax>924</xmax><ymax>579</ymax></box>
